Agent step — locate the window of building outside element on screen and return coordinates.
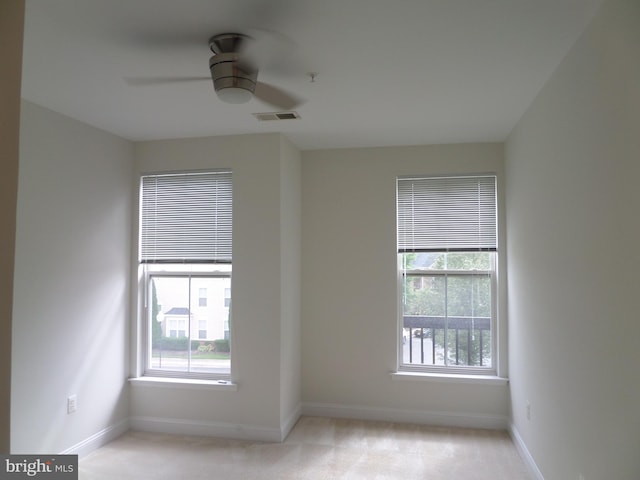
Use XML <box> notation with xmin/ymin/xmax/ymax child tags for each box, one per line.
<box><xmin>198</xmin><ymin>288</ymin><xmax>207</xmax><ymax>307</ymax></box>
<box><xmin>139</xmin><ymin>170</ymin><xmax>232</xmax><ymax>380</ymax></box>
<box><xmin>224</xmin><ymin>288</ymin><xmax>231</xmax><ymax>308</ymax></box>
<box><xmin>396</xmin><ymin>175</ymin><xmax>498</xmax><ymax>375</ymax></box>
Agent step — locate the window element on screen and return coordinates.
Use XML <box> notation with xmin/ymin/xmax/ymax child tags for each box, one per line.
<box><xmin>198</xmin><ymin>320</ymin><xmax>207</xmax><ymax>339</ymax></box>
<box><xmin>396</xmin><ymin>175</ymin><xmax>497</xmax><ymax>375</ymax></box>
<box><xmin>198</xmin><ymin>288</ymin><xmax>207</xmax><ymax>307</ymax></box>
<box><xmin>167</xmin><ymin>316</ymin><xmax>187</xmax><ymax>338</ymax></box>
<box><xmin>224</xmin><ymin>288</ymin><xmax>231</xmax><ymax>308</ymax></box>
<box><xmin>139</xmin><ymin>170</ymin><xmax>232</xmax><ymax>379</ymax></box>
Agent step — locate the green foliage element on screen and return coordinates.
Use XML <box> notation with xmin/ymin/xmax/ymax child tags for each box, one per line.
<box><xmin>431</xmin><ymin>252</ymin><xmax>491</xmax><ymax>270</ymax></box>
<box><xmin>157</xmin><ymin>338</ymin><xmax>230</xmax><ymax>353</ymax></box>
<box><xmin>213</xmin><ymin>339</ymin><xmax>230</xmax><ymax>353</ymax></box>
<box><xmin>151</xmin><ymin>280</ymin><xmax>163</xmax><ymax>349</ymax></box>
<box><xmin>402</xmin><ymin>252</ymin><xmax>417</xmax><ymax>269</ymax></box>
<box><xmin>157</xmin><ymin>336</ymin><xmax>189</xmax><ymax>351</ymax></box>
<box><xmin>192</xmin><ymin>340</ymin><xmax>212</xmax><ymax>351</ymax></box>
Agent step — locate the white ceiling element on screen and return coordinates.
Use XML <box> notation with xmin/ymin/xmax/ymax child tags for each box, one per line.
<box><xmin>21</xmin><ymin>0</ymin><xmax>604</xmax><ymax>150</ymax></box>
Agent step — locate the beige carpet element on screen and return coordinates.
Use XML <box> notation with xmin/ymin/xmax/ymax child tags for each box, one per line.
<box><xmin>79</xmin><ymin>416</ymin><xmax>531</xmax><ymax>479</ymax></box>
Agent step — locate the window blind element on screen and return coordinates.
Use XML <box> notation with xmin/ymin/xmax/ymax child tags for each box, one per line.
<box><xmin>397</xmin><ymin>175</ymin><xmax>497</xmax><ymax>252</ymax></box>
<box><xmin>140</xmin><ymin>171</ymin><xmax>232</xmax><ymax>263</ymax></box>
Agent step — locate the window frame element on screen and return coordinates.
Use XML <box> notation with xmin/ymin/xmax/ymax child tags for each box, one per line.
<box><xmin>135</xmin><ymin>169</ymin><xmax>233</xmax><ymax>382</ymax></box>
<box><xmin>395</xmin><ymin>174</ymin><xmax>500</xmax><ymax>377</ymax></box>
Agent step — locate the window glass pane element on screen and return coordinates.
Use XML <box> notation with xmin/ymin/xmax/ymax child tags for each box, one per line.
<box><xmin>149</xmin><ymin>273</ymin><xmax>231</xmax><ymax>375</ymax></box>
<box><xmin>403</xmin><ymin>275</ymin><xmax>446</xmax><ymax>365</ymax></box>
<box><xmin>403</xmin><ymin>274</ymin><xmax>445</xmax><ymax>316</ymax></box>
<box><xmin>445</xmin><ymin>274</ymin><xmax>491</xmax><ymax>366</ymax></box>
<box><xmin>151</xmin><ymin>277</ymin><xmax>189</xmax><ymax>372</ymax></box>
<box><xmin>401</xmin><ymin>253</ymin><xmax>493</xmax><ymax>368</ymax></box>
<box><xmin>402</xmin><ymin>252</ymin><xmax>491</xmax><ymax>271</ymax></box>
<box><xmin>447</xmin><ymin>275</ymin><xmax>491</xmax><ymax>317</ymax></box>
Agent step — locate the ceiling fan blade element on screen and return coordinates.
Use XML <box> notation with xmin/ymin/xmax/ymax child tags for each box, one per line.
<box><xmin>126</xmin><ymin>31</ymin><xmax>208</xmax><ymax>51</ymax></box>
<box><xmin>240</xmin><ymin>27</ymin><xmax>296</xmax><ymax>72</ymax></box>
<box><xmin>124</xmin><ymin>76</ymin><xmax>210</xmax><ymax>86</ymax></box>
<box><xmin>254</xmin><ymin>81</ymin><xmax>304</xmax><ymax>110</ymax></box>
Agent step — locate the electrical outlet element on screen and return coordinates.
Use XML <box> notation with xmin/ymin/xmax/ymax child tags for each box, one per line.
<box><xmin>67</xmin><ymin>394</ymin><xmax>77</xmax><ymax>414</ymax></box>
<box><xmin>526</xmin><ymin>401</ymin><xmax>531</xmax><ymax>420</ymax></box>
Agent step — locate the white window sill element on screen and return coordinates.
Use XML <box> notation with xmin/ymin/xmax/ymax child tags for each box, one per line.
<box><xmin>391</xmin><ymin>371</ymin><xmax>508</xmax><ymax>386</ymax></box>
<box><xmin>129</xmin><ymin>376</ymin><xmax>238</xmax><ymax>391</ymax></box>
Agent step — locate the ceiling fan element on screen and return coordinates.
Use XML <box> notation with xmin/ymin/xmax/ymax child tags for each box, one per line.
<box><xmin>126</xmin><ymin>31</ymin><xmax>304</xmax><ymax>111</ymax></box>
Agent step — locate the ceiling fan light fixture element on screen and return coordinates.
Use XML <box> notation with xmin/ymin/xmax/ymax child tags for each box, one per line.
<box><xmin>211</xmin><ymin>74</ymin><xmax>256</xmax><ymax>104</ymax></box>
<box><xmin>216</xmin><ymin>86</ymin><xmax>253</xmax><ymax>104</ymax></box>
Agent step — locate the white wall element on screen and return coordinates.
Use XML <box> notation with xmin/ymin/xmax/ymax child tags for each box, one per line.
<box><xmin>505</xmin><ymin>0</ymin><xmax>640</xmax><ymax>478</ymax></box>
<box><xmin>0</xmin><ymin>0</ymin><xmax>24</xmax><ymax>454</ymax></box>
<box><xmin>301</xmin><ymin>143</ymin><xmax>509</xmax><ymax>426</ymax></box>
<box><xmin>132</xmin><ymin>133</ymin><xmax>301</xmax><ymax>439</ymax></box>
<box><xmin>279</xmin><ymin>136</ymin><xmax>302</xmax><ymax>433</ymax></box>
<box><xmin>12</xmin><ymin>101</ymin><xmax>133</xmax><ymax>453</ymax></box>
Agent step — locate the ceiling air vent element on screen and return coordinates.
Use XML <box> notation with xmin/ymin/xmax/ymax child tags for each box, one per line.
<box><xmin>253</xmin><ymin>111</ymin><xmax>301</xmax><ymax>121</ymax></box>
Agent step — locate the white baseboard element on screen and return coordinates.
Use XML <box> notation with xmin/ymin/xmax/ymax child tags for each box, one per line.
<box><xmin>60</xmin><ymin>418</ymin><xmax>130</xmax><ymax>457</ymax></box>
<box><xmin>509</xmin><ymin>423</ymin><xmax>544</xmax><ymax>480</ymax></box>
<box><xmin>301</xmin><ymin>401</ymin><xmax>509</xmax><ymax>430</ymax></box>
<box><xmin>57</xmin><ymin>404</ymin><xmax>510</xmax><ymax>459</ymax></box>
<box><xmin>129</xmin><ymin>415</ymin><xmax>282</xmax><ymax>443</ymax></box>
<box><xmin>280</xmin><ymin>403</ymin><xmax>302</xmax><ymax>441</ymax></box>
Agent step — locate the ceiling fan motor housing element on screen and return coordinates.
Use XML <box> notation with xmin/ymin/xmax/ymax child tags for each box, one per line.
<box><xmin>209</xmin><ymin>53</ymin><xmax>258</xmax><ymax>103</ymax></box>
<box><xmin>209</xmin><ymin>33</ymin><xmax>257</xmax><ymax>104</ymax></box>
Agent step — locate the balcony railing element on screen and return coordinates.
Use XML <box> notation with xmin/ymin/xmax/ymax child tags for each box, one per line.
<box><xmin>403</xmin><ymin>315</ymin><xmax>491</xmax><ymax>367</ymax></box>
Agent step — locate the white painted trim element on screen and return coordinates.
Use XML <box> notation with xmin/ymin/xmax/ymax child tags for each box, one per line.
<box><xmin>129</xmin><ymin>376</ymin><xmax>238</xmax><ymax>391</ymax></box>
<box><xmin>280</xmin><ymin>403</ymin><xmax>302</xmax><ymax>441</ymax></box>
<box><xmin>302</xmin><ymin>402</ymin><xmax>508</xmax><ymax>430</ymax></box>
<box><xmin>129</xmin><ymin>415</ymin><xmax>282</xmax><ymax>443</ymax></box>
<box><xmin>509</xmin><ymin>423</ymin><xmax>544</xmax><ymax>480</ymax></box>
<box><xmin>391</xmin><ymin>371</ymin><xmax>508</xmax><ymax>386</ymax></box>
<box><xmin>59</xmin><ymin>418</ymin><xmax>130</xmax><ymax>458</ymax></box>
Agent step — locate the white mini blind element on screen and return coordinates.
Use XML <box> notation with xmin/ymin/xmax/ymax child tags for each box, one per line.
<box><xmin>397</xmin><ymin>175</ymin><xmax>497</xmax><ymax>252</ymax></box>
<box><xmin>140</xmin><ymin>171</ymin><xmax>232</xmax><ymax>263</ymax></box>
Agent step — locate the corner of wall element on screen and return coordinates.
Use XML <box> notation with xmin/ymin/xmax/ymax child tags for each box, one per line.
<box><xmin>0</xmin><ymin>0</ymin><xmax>25</xmax><ymax>454</ymax></box>
<box><xmin>509</xmin><ymin>422</ymin><xmax>545</xmax><ymax>480</ymax></box>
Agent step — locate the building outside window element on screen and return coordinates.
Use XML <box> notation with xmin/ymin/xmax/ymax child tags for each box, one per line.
<box><xmin>139</xmin><ymin>170</ymin><xmax>232</xmax><ymax>379</ymax></box>
<box><xmin>397</xmin><ymin>175</ymin><xmax>498</xmax><ymax>375</ymax></box>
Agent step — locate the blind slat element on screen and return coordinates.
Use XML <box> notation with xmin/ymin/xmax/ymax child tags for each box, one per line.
<box><xmin>140</xmin><ymin>171</ymin><xmax>232</xmax><ymax>263</ymax></box>
<box><xmin>397</xmin><ymin>175</ymin><xmax>497</xmax><ymax>252</ymax></box>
